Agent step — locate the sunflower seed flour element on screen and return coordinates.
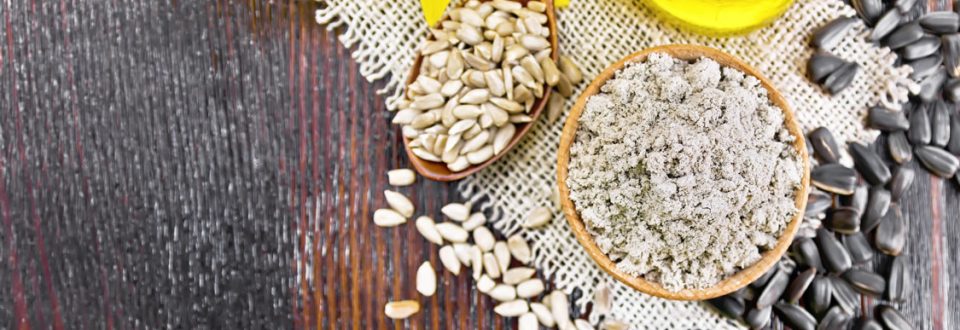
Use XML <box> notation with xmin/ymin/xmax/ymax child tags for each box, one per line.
<box><xmin>565</xmin><ymin>53</ymin><xmax>803</xmax><ymax>292</ymax></box>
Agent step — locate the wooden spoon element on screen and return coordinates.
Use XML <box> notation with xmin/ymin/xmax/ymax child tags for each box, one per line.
<box><xmin>402</xmin><ymin>0</ymin><xmax>559</xmax><ymax>182</ymax></box>
<box><xmin>557</xmin><ymin>44</ymin><xmax>811</xmax><ymax>300</ymax></box>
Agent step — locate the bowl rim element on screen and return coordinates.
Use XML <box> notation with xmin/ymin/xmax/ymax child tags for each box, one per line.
<box><xmin>556</xmin><ymin>44</ymin><xmax>811</xmax><ymax>300</ymax></box>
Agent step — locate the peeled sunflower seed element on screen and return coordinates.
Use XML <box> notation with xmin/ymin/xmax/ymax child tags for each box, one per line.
<box><xmin>900</xmin><ymin>35</ymin><xmax>941</xmax><ymax>60</ymax></box>
<box><xmin>826</xmin><ymin>206</ymin><xmax>861</xmax><ymax>234</ymax></box>
<box><xmin>417</xmin><ymin>261</ymin><xmax>437</xmax><ymax>296</ymax></box>
<box><xmin>384</xmin><ymin>190</ymin><xmax>414</xmax><ymax>218</ymax></box>
<box><xmin>436</xmin><ymin>222</ymin><xmax>469</xmax><ymax>243</ymax></box>
<box><xmin>473</xmin><ymin>226</ymin><xmax>496</xmax><ymax>252</ymax></box>
<box><xmin>916</xmin><ymin>146</ymin><xmax>960</xmax><ymax>177</ymax></box>
<box><xmin>574</xmin><ymin>319</ymin><xmax>594</xmax><ymax>330</ymax></box>
<box><xmin>861</xmin><ymin>187</ymin><xmax>891</xmax><ymax>233</ymax></box>
<box><xmin>774</xmin><ymin>302</ymin><xmax>817</xmax><ymax>330</ymax></box>
<box><xmin>816</xmin><ymin>228</ymin><xmax>852</xmax><ymax>274</ymax></box>
<box><xmin>558</xmin><ymin>55</ymin><xmax>583</xmax><ymax>84</ymax></box>
<box><xmin>494</xmin><ymin>299</ymin><xmax>529</xmax><ymax>317</ymax></box>
<box><xmin>471</xmin><ymin>246</ymin><xmax>483</xmax><ymax>279</ymax></box>
<box><xmin>507</xmin><ymin>235</ymin><xmax>533</xmax><ymax>264</ymax></box>
<box><xmin>804</xmin><ymin>275</ymin><xmax>832</xmax><ymax>317</ymax></box>
<box><xmin>842</xmin><ymin>232</ymin><xmax>875</xmax><ymax>264</ymax></box>
<box><xmin>550</xmin><ymin>291</ymin><xmax>573</xmax><ymax>330</ymax></box>
<box><xmin>503</xmin><ymin>267</ymin><xmax>536</xmax><ymax>285</ymax></box>
<box><xmin>530</xmin><ymin>303</ymin><xmax>555</xmax><ymax>327</ymax></box>
<box><xmin>523</xmin><ymin>206</ymin><xmax>553</xmax><ymax>228</ymax></box>
<box><xmin>875</xmin><ymin>203</ymin><xmax>906</xmax><ymax>256</ymax></box>
<box><xmin>930</xmin><ymin>101</ymin><xmax>951</xmax><ymax>147</ymax></box>
<box><xmin>477</xmin><ymin>274</ymin><xmax>495</xmax><ymax>293</ymax></box>
<box><xmin>374</xmin><ymin>208</ymin><xmax>407</xmax><ymax>227</ymax></box>
<box><xmin>756</xmin><ymin>269</ymin><xmax>789</xmax><ymax>309</ymax></box>
<box><xmin>494</xmin><ymin>241</ymin><xmax>511</xmax><ymax>273</ymax></box>
<box><xmin>593</xmin><ymin>283</ymin><xmax>612</xmax><ymax>315</ymax></box>
<box><xmin>843</xmin><ymin>269</ymin><xmax>886</xmax><ymax>296</ymax></box>
<box><xmin>886</xmin><ymin>21</ymin><xmax>924</xmax><ymax>49</ymax></box>
<box><xmin>744</xmin><ymin>306</ymin><xmax>772</xmax><ymax>329</ymax></box>
<box><xmin>811</xmin><ymin>17</ymin><xmax>858</xmax><ymax>50</ymax></box>
<box><xmin>517</xmin><ymin>278</ymin><xmax>545</xmax><ymax>298</ymax></box>
<box><xmin>849</xmin><ymin>142</ymin><xmax>891</xmax><ymax>185</ymax></box>
<box><xmin>482</xmin><ymin>252</ymin><xmax>501</xmax><ymax>278</ymax></box>
<box><xmin>462</xmin><ymin>212</ymin><xmax>487</xmax><ymax>231</ymax></box>
<box><xmin>785</xmin><ymin>268</ymin><xmax>817</xmax><ymax>304</ymax></box>
<box><xmin>438</xmin><ymin>245</ymin><xmax>462</xmax><ymax>275</ymax></box>
<box><xmin>870</xmin><ymin>9</ymin><xmax>903</xmax><ymax>41</ymax></box>
<box><xmin>441</xmin><ymin>203</ymin><xmax>470</xmax><ymax>221</ymax></box>
<box><xmin>887</xmin><ymin>255</ymin><xmax>912</xmax><ymax>302</ymax></box>
<box><xmin>387</xmin><ymin>168</ymin><xmax>416</xmax><ymax>186</ymax></box>
<box><xmin>488</xmin><ymin>284</ymin><xmax>517</xmax><ymax>301</ymax></box>
<box><xmin>888</xmin><ymin>131</ymin><xmax>913</xmax><ymax>164</ymax></box>
<box><xmin>878</xmin><ymin>305</ymin><xmax>912</xmax><ymax>330</ymax></box>
<box><xmin>384</xmin><ymin>300</ymin><xmax>420</xmax><ymax>319</ymax></box>
<box><xmin>792</xmin><ymin>237</ymin><xmax>825</xmax><ymax>272</ymax></box>
<box><xmin>416</xmin><ymin>216</ymin><xmax>444</xmax><ymax>245</ymax></box>
<box><xmin>867</xmin><ymin>106</ymin><xmax>909</xmax><ymax>131</ymax></box>
<box><xmin>808</xmin><ymin>127</ymin><xmax>843</xmax><ymax>163</ymax></box>
<box><xmin>453</xmin><ymin>243</ymin><xmax>473</xmax><ymax>266</ymax></box>
<box><xmin>518</xmin><ymin>313</ymin><xmax>538</xmax><ymax>330</ymax></box>
<box><xmin>811</xmin><ymin>163</ymin><xmax>858</xmax><ymax>195</ymax></box>
<box><xmin>919</xmin><ymin>11</ymin><xmax>960</xmax><ymax>33</ymax></box>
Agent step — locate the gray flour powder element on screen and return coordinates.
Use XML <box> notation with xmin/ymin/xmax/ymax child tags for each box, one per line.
<box><xmin>566</xmin><ymin>53</ymin><xmax>803</xmax><ymax>292</ymax></box>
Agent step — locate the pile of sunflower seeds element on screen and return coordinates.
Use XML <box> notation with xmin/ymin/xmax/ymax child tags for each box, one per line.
<box><xmin>709</xmin><ymin>127</ymin><xmax>916</xmax><ymax>330</ymax></box>
<box><xmin>392</xmin><ymin>0</ymin><xmax>582</xmax><ymax>172</ymax></box>
<box><xmin>376</xmin><ymin>168</ymin><xmax>625</xmax><ymax>329</ymax></box>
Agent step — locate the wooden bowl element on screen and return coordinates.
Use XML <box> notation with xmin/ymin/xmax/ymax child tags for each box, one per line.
<box><xmin>402</xmin><ymin>0</ymin><xmax>559</xmax><ymax>182</ymax></box>
<box><xmin>556</xmin><ymin>44</ymin><xmax>811</xmax><ymax>300</ymax></box>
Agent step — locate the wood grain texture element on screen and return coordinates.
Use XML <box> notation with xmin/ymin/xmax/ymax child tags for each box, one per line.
<box><xmin>0</xmin><ymin>0</ymin><xmax>956</xmax><ymax>329</ymax></box>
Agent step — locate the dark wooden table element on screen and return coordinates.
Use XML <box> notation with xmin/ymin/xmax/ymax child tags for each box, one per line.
<box><xmin>0</xmin><ymin>0</ymin><xmax>957</xmax><ymax>329</ymax></box>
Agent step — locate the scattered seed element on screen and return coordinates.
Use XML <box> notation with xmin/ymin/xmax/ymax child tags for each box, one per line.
<box><xmin>849</xmin><ymin>142</ymin><xmax>891</xmax><ymax>185</ymax></box>
<box><xmin>792</xmin><ymin>237</ymin><xmax>825</xmax><ymax>273</ymax></box>
<box><xmin>756</xmin><ymin>269</ymin><xmax>789</xmax><ymax>309</ymax></box>
<box><xmin>374</xmin><ymin>208</ymin><xmax>407</xmax><ymax>227</ymax></box>
<box><xmin>830</xmin><ymin>276</ymin><xmax>861</xmax><ymax>314</ymax></box>
<box><xmin>462</xmin><ymin>212</ymin><xmax>487</xmax><ymax>231</ymax></box>
<box><xmin>843</xmin><ymin>269</ymin><xmax>886</xmax><ymax>296</ymax></box>
<box><xmin>453</xmin><ymin>243</ymin><xmax>473</xmax><ymax>266</ymax></box>
<box><xmin>785</xmin><ymin>268</ymin><xmax>817</xmax><ymax>303</ymax></box>
<box><xmin>744</xmin><ymin>306</ymin><xmax>772</xmax><ymax>329</ymax></box>
<box><xmin>870</xmin><ymin>9</ymin><xmax>902</xmax><ymax>41</ymax></box>
<box><xmin>811</xmin><ymin>17</ymin><xmax>858</xmax><ymax>50</ymax></box>
<box><xmin>473</xmin><ymin>226</ymin><xmax>496</xmax><ymax>252</ymax></box>
<box><xmin>908</xmin><ymin>104</ymin><xmax>932</xmax><ymax>145</ymax></box>
<box><xmin>518</xmin><ymin>312</ymin><xmax>539</xmax><ymax>330</ymax></box>
<box><xmin>886</xmin><ymin>21</ymin><xmax>924</xmax><ymax>49</ymax></box>
<box><xmin>823</xmin><ymin>61</ymin><xmax>859</xmax><ymax>94</ymax></box>
<box><xmin>503</xmin><ymin>267</ymin><xmax>536</xmax><ymax>285</ymax></box>
<box><xmin>875</xmin><ymin>203</ymin><xmax>906</xmax><ymax>256</ymax></box>
<box><xmin>861</xmin><ymin>187</ymin><xmax>892</xmax><ymax>232</ymax></box>
<box><xmin>919</xmin><ymin>11</ymin><xmax>960</xmax><ymax>33</ymax></box>
<box><xmin>811</xmin><ymin>163</ymin><xmax>858</xmax><ymax>195</ymax></box>
<box><xmin>868</xmin><ymin>106</ymin><xmax>910</xmax><ymax>132</ymax></box>
<box><xmin>523</xmin><ymin>206</ymin><xmax>553</xmax><ymax>228</ymax></box>
<box><xmin>809</xmin><ymin>127</ymin><xmax>843</xmax><ymax>163</ymax></box>
<box><xmin>550</xmin><ymin>291</ymin><xmax>572</xmax><ymax>330</ymax></box>
<box><xmin>816</xmin><ymin>228</ymin><xmax>852</xmax><ymax>274</ymax></box>
<box><xmin>387</xmin><ymin>168</ymin><xmax>416</xmax><ymax>186</ymax></box>
<box><xmin>494</xmin><ymin>241</ymin><xmax>511</xmax><ymax>273</ymax></box>
<box><xmin>593</xmin><ymin>283</ymin><xmax>612</xmax><ymax>315</ymax></box>
<box><xmin>900</xmin><ymin>35</ymin><xmax>941</xmax><ymax>60</ymax></box>
<box><xmin>842</xmin><ymin>232</ymin><xmax>875</xmax><ymax>264</ymax></box>
<box><xmin>441</xmin><ymin>203</ymin><xmax>471</xmax><ymax>221</ymax></box>
<box><xmin>517</xmin><ymin>278</ymin><xmax>545</xmax><ymax>298</ymax></box>
<box><xmin>438</xmin><ymin>245</ymin><xmax>462</xmax><ymax>275</ymax></box>
<box><xmin>916</xmin><ymin>145</ymin><xmax>960</xmax><ymax>177</ymax></box>
<box><xmin>488</xmin><ymin>284</ymin><xmax>518</xmax><ymax>301</ymax></box>
<box><xmin>808</xmin><ymin>52</ymin><xmax>847</xmax><ymax>84</ymax></box>
<box><xmin>477</xmin><ymin>274</ymin><xmax>496</xmax><ymax>293</ymax></box>
<box><xmin>417</xmin><ymin>261</ymin><xmax>437</xmax><ymax>296</ymax></box>
<box><xmin>878</xmin><ymin>305</ymin><xmax>912</xmax><ymax>330</ymax></box>
<box><xmin>944</xmin><ymin>34</ymin><xmax>960</xmax><ymax>78</ymax></box>
<box><xmin>853</xmin><ymin>0</ymin><xmax>883</xmax><ymax>24</ymax></box>
<box><xmin>774</xmin><ymin>302</ymin><xmax>817</xmax><ymax>330</ymax></box>
<box><xmin>471</xmin><ymin>245</ymin><xmax>484</xmax><ymax>279</ymax></box>
<box><xmin>574</xmin><ymin>319</ymin><xmax>595</xmax><ymax>330</ymax></box>
<box><xmin>805</xmin><ymin>189</ymin><xmax>832</xmax><ymax>219</ymax></box>
<box><xmin>887</xmin><ymin>256</ymin><xmax>912</xmax><ymax>302</ymax></box>
<box><xmin>804</xmin><ymin>275</ymin><xmax>833</xmax><ymax>317</ymax></box>
<box><xmin>530</xmin><ymin>302</ymin><xmax>556</xmax><ymax>327</ymax></box>
<box><xmin>820</xmin><ymin>307</ymin><xmax>853</xmax><ymax>330</ymax></box>
<box><xmin>384</xmin><ymin>300</ymin><xmax>420</xmax><ymax>319</ymax></box>
<box><xmin>436</xmin><ymin>222</ymin><xmax>469</xmax><ymax>243</ymax></box>
<box><xmin>483</xmin><ymin>252</ymin><xmax>501</xmax><ymax>279</ymax></box>
<box><xmin>888</xmin><ymin>166</ymin><xmax>915</xmax><ymax>201</ymax></box>
<box><xmin>416</xmin><ymin>216</ymin><xmax>444</xmax><ymax>245</ymax></box>
<box><xmin>558</xmin><ymin>55</ymin><xmax>583</xmax><ymax>84</ymax></box>
<box><xmin>494</xmin><ymin>299</ymin><xmax>529</xmax><ymax>317</ymax></box>
<box><xmin>707</xmin><ymin>295</ymin><xmax>745</xmax><ymax>319</ymax></box>
<box><xmin>384</xmin><ymin>190</ymin><xmax>415</xmax><ymax>218</ymax></box>
<box><xmin>506</xmin><ymin>235</ymin><xmax>533</xmax><ymax>264</ymax></box>
<box><xmin>826</xmin><ymin>206</ymin><xmax>861</xmax><ymax>234</ymax></box>
<box><xmin>888</xmin><ymin>131</ymin><xmax>913</xmax><ymax>164</ymax></box>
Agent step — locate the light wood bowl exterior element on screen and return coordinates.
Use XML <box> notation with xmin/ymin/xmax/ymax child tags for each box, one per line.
<box><xmin>556</xmin><ymin>44</ymin><xmax>811</xmax><ymax>301</ymax></box>
<box><xmin>402</xmin><ymin>0</ymin><xmax>559</xmax><ymax>182</ymax></box>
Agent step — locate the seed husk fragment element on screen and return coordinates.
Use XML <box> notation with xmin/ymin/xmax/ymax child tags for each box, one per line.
<box><xmin>494</xmin><ymin>299</ymin><xmax>529</xmax><ymax>317</ymax></box>
<box><xmin>744</xmin><ymin>306</ymin><xmax>771</xmax><ymax>329</ymax></box>
<box><xmin>868</xmin><ymin>106</ymin><xmax>910</xmax><ymax>131</ymax></box>
<box><xmin>930</xmin><ymin>101</ymin><xmax>951</xmax><ymax>147</ymax></box>
<box><xmin>807</xmin><ymin>53</ymin><xmax>847</xmax><ymax>84</ymax></box>
<box><xmin>774</xmin><ymin>302</ymin><xmax>817</xmax><ymax>330</ymax></box>
<box><xmin>816</xmin><ymin>228</ymin><xmax>852</xmax><ymax>273</ymax></box>
<box><xmin>919</xmin><ymin>11</ymin><xmax>960</xmax><ymax>33</ymax></box>
<box><xmin>887</xmin><ymin>256</ymin><xmax>912</xmax><ymax>302</ymax></box>
<box><xmin>785</xmin><ymin>268</ymin><xmax>817</xmax><ymax>303</ymax></box>
<box><xmin>875</xmin><ymin>203</ymin><xmax>906</xmax><ymax>256</ymax></box>
<box><xmin>793</xmin><ymin>237</ymin><xmax>825</xmax><ymax>272</ymax></box>
<box><xmin>843</xmin><ymin>269</ymin><xmax>886</xmax><ymax>296</ymax></box>
<box><xmin>827</xmin><ymin>207</ymin><xmax>861</xmax><ymax>234</ymax></box>
<box><xmin>878</xmin><ymin>305</ymin><xmax>912</xmax><ymax>330</ymax></box>
<box><xmin>707</xmin><ymin>295</ymin><xmax>744</xmax><ymax>319</ymax></box>
<box><xmin>811</xmin><ymin>17</ymin><xmax>858</xmax><ymax>50</ymax></box>
<box><xmin>888</xmin><ymin>131</ymin><xmax>913</xmax><ymax>164</ymax></box>
<box><xmin>756</xmin><ymin>269</ymin><xmax>790</xmax><ymax>309</ymax></box>
<box><xmin>811</xmin><ymin>163</ymin><xmax>859</xmax><ymax>195</ymax></box>
<box><xmin>809</xmin><ymin>127</ymin><xmax>843</xmax><ymax>163</ymax></box>
<box><xmin>916</xmin><ymin>146</ymin><xmax>960</xmax><ymax>177</ymax></box>
<box><xmin>384</xmin><ymin>300</ymin><xmax>420</xmax><ymax>319</ymax></box>
<box><xmin>861</xmin><ymin>187</ymin><xmax>892</xmax><ymax>232</ymax></box>
<box><xmin>593</xmin><ymin>283</ymin><xmax>612</xmax><ymax>315</ymax></box>
<box><xmin>849</xmin><ymin>142</ymin><xmax>891</xmax><ymax>185</ymax></box>
<box><xmin>842</xmin><ymin>232</ymin><xmax>875</xmax><ymax>264</ymax></box>
<box><xmin>886</xmin><ymin>21</ymin><xmax>924</xmax><ymax>49</ymax></box>
<box><xmin>804</xmin><ymin>275</ymin><xmax>833</xmax><ymax>317</ymax></box>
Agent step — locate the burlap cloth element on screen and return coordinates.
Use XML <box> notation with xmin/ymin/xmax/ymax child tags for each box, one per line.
<box><xmin>317</xmin><ymin>0</ymin><xmax>914</xmax><ymax>327</ymax></box>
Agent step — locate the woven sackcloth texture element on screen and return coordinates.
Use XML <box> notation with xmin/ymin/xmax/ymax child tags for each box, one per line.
<box><xmin>316</xmin><ymin>0</ymin><xmax>913</xmax><ymax>327</ymax></box>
